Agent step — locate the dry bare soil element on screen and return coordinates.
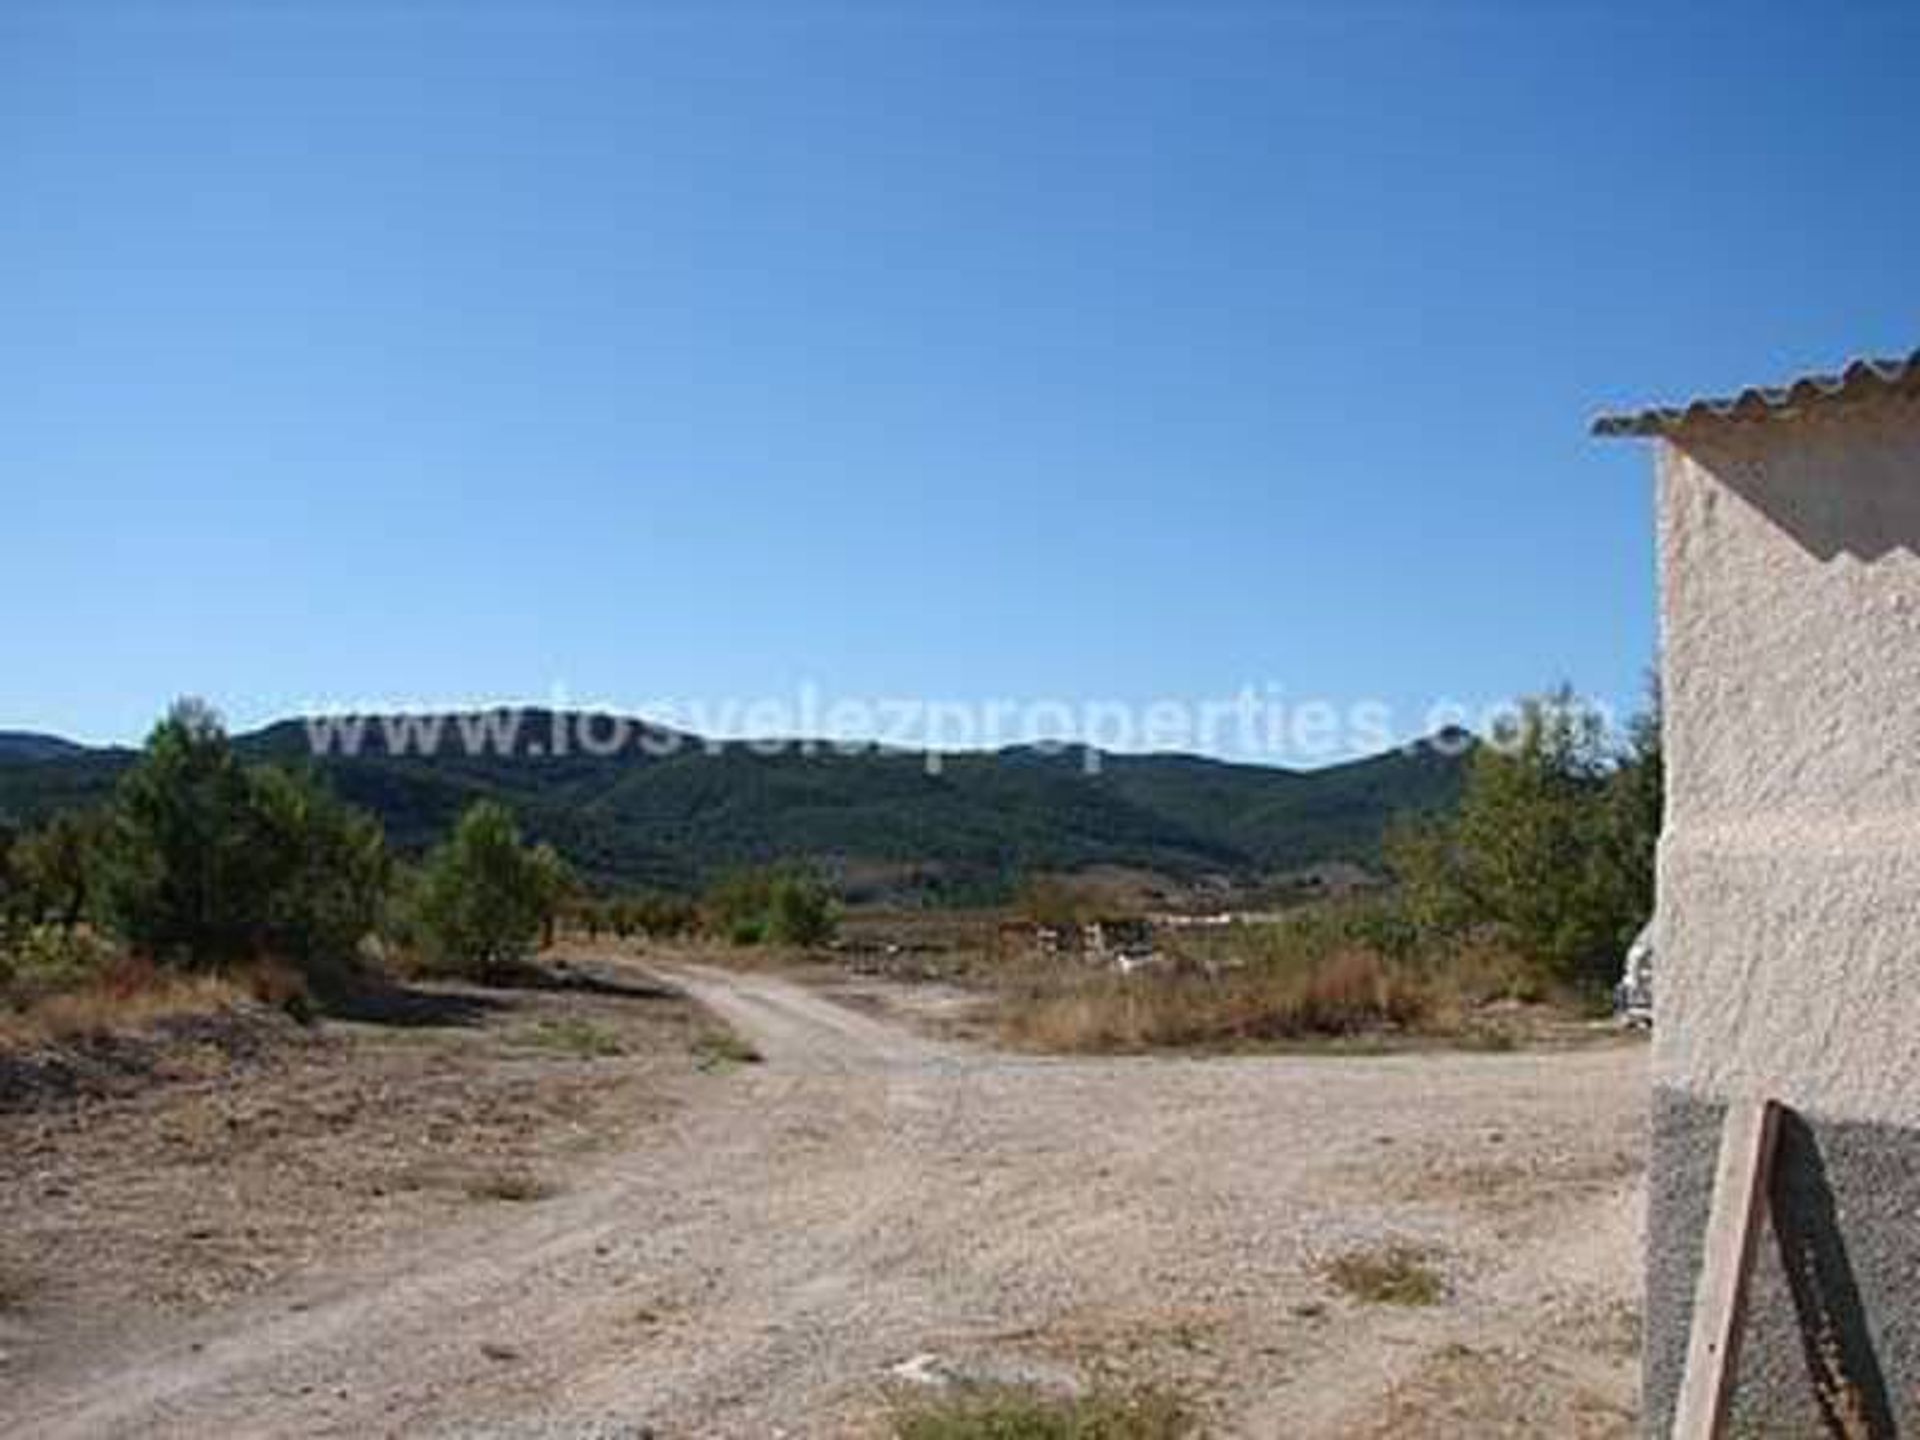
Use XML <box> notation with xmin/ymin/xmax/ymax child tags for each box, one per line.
<box><xmin>0</xmin><ymin>953</ymin><xmax>1647</xmax><ymax>1437</ymax></box>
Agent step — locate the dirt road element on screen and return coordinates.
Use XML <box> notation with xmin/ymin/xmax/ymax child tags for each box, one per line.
<box><xmin>3</xmin><ymin>963</ymin><xmax>1647</xmax><ymax>1437</ymax></box>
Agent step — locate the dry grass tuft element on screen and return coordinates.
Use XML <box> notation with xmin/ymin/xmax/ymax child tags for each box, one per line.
<box><xmin>0</xmin><ymin>1262</ymin><xmax>33</xmax><ymax>1311</ymax></box>
<box><xmin>892</xmin><ymin>1384</ymin><xmax>1192</xmax><ymax>1440</ymax></box>
<box><xmin>0</xmin><ymin>958</ymin><xmax>248</xmax><ymax>1050</ymax></box>
<box><xmin>693</xmin><ymin>1029</ymin><xmax>763</xmax><ymax>1070</ymax></box>
<box><xmin>1323</xmin><ymin>1242</ymin><xmax>1446</xmax><ymax>1307</ymax></box>
<box><xmin>980</xmin><ymin>894</ymin><xmax>1584</xmax><ymax>1056</ymax></box>
<box><xmin>461</xmin><ymin>1168</ymin><xmax>555</xmax><ymax>1203</ymax></box>
<box><xmin>517</xmin><ymin>1017</ymin><xmax>625</xmax><ymax>1058</ymax></box>
<box><xmin>997</xmin><ymin>947</ymin><xmax>1432</xmax><ymax>1054</ymax></box>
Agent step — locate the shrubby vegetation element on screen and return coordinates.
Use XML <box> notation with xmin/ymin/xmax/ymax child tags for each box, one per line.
<box><xmin>572</xmin><ymin>892</ymin><xmax>701</xmax><ymax>942</ymax></box>
<box><xmin>705</xmin><ymin>866</ymin><xmax>838</xmax><ymax>947</ymax></box>
<box><xmin>412</xmin><ymin>801</ymin><xmax>571</xmax><ymax>979</ymax></box>
<box><xmin>4</xmin><ymin>685</ymin><xmax>1644</xmax><ymax>1055</ymax></box>
<box><xmin>1</xmin><ymin>698</ymin><xmax>857</xmax><ymax>1039</ymax></box>
<box><xmin>0</xmin><ymin>712</ymin><xmax>1470</xmax><ymax>897</ymax></box>
<box><xmin>893</xmin><ymin>1383</ymin><xmax>1192</xmax><ymax>1440</ymax></box>
<box><xmin>81</xmin><ymin>702</ymin><xmax>397</xmax><ymax>981</ymax></box>
<box><xmin>995</xmin><ymin>685</ymin><xmax>1660</xmax><ymax>1054</ymax></box>
<box><xmin>1385</xmin><ymin>685</ymin><xmax>1659</xmax><ymax>988</ymax></box>
<box><xmin>0</xmin><ymin>701</ymin><xmax>581</xmax><ymax>1023</ymax></box>
<box><xmin>8</xmin><ymin>809</ymin><xmax>101</xmax><ymax>931</ymax></box>
<box><xmin>997</xmin><ymin>895</ymin><xmax>1520</xmax><ymax>1054</ymax></box>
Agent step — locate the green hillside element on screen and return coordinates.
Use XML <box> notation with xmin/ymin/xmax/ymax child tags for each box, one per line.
<box><xmin>0</xmin><ymin>713</ymin><xmax>1470</xmax><ymax>897</ymax></box>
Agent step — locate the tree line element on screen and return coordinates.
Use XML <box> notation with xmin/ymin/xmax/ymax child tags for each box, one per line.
<box><xmin>4</xmin><ymin>689</ymin><xmax>1646</xmax><ymax>1000</ymax></box>
<box><xmin>0</xmin><ymin>699</ymin><xmax>838</xmax><ymax>996</ymax></box>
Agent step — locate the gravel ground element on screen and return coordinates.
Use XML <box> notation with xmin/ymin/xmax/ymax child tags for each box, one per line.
<box><xmin>1</xmin><ymin>958</ymin><xmax>1647</xmax><ymax>1437</ymax></box>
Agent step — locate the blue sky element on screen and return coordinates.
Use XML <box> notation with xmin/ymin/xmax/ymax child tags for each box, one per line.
<box><xmin>3</xmin><ymin>3</ymin><xmax>1915</xmax><ymax>760</ymax></box>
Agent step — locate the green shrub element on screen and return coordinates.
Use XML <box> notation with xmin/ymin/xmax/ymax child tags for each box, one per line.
<box><xmin>705</xmin><ymin>868</ymin><xmax>773</xmax><ymax>941</ymax></box>
<box><xmin>1384</xmin><ymin>684</ymin><xmax>1659</xmax><ymax>987</ymax></box>
<box><xmin>0</xmin><ymin>923</ymin><xmax>117</xmax><ymax>995</ymax></box>
<box><xmin>97</xmin><ymin>700</ymin><xmax>276</xmax><ymax>967</ymax></box>
<box><xmin>599</xmin><ymin>891</ymin><xmax>699</xmax><ymax>940</ymax></box>
<box><xmin>519</xmin><ymin>1017</ymin><xmax>624</xmax><ymax>1057</ymax></box>
<box><xmin>632</xmin><ymin>892</ymin><xmax>699</xmax><ymax>938</ymax></box>
<box><xmin>767</xmin><ymin>874</ymin><xmax>836</xmax><ymax>946</ymax></box>
<box><xmin>10</xmin><ymin>810</ymin><xmax>104</xmax><ymax>930</ymax></box>
<box><xmin>416</xmin><ymin>801</ymin><xmax>567</xmax><ymax>977</ymax></box>
<box><xmin>95</xmin><ymin>699</ymin><xmax>391</xmax><ymax>979</ymax></box>
<box><xmin>706</xmin><ymin>866</ymin><xmax>837</xmax><ymax>948</ymax></box>
<box><xmin>250</xmin><ymin>766</ymin><xmax>391</xmax><ymax>980</ymax></box>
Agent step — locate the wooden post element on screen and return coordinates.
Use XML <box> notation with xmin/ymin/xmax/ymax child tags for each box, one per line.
<box><xmin>1672</xmin><ymin>1098</ymin><xmax>1783</xmax><ymax>1440</ymax></box>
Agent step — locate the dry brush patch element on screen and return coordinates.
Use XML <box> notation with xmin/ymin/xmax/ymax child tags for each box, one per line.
<box><xmin>975</xmin><ymin>901</ymin><xmax>1598</xmax><ymax>1056</ymax></box>
<box><xmin>513</xmin><ymin>1016</ymin><xmax>626</xmax><ymax>1058</ymax></box>
<box><xmin>0</xmin><ymin>959</ymin><xmax>250</xmax><ymax>1050</ymax></box>
<box><xmin>692</xmin><ymin>1027</ymin><xmax>764</xmax><ymax>1070</ymax></box>
<box><xmin>994</xmin><ymin>948</ymin><xmax>1437</xmax><ymax>1055</ymax></box>
<box><xmin>1320</xmin><ymin>1241</ymin><xmax>1447</xmax><ymax>1307</ymax></box>
<box><xmin>1351</xmin><ymin>1341</ymin><xmax>1635</xmax><ymax>1439</ymax></box>
<box><xmin>892</xmin><ymin>1383</ymin><xmax>1194</xmax><ymax>1440</ymax></box>
<box><xmin>461</xmin><ymin>1167</ymin><xmax>557</xmax><ymax>1203</ymax></box>
<box><xmin>0</xmin><ymin>956</ymin><xmax>301</xmax><ymax>1112</ymax></box>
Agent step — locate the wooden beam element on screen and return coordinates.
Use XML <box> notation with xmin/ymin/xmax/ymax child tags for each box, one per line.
<box><xmin>1672</xmin><ymin>1097</ymin><xmax>1783</xmax><ymax>1440</ymax></box>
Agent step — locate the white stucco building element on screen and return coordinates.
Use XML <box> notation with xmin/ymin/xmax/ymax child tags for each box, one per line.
<box><xmin>1597</xmin><ymin>349</ymin><xmax>1920</xmax><ymax>1435</ymax></box>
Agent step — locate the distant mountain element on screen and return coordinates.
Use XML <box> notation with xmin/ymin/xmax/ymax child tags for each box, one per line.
<box><xmin>0</xmin><ymin>711</ymin><xmax>1472</xmax><ymax>898</ymax></box>
<box><xmin>0</xmin><ymin>731</ymin><xmax>90</xmax><ymax>765</ymax></box>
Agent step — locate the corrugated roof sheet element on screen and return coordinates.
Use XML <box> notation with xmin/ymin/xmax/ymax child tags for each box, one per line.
<box><xmin>1592</xmin><ymin>348</ymin><xmax>1920</xmax><ymax>438</ymax></box>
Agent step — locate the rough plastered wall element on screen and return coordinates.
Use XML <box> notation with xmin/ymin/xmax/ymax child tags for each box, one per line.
<box><xmin>1646</xmin><ymin>391</ymin><xmax>1920</xmax><ymax>1436</ymax></box>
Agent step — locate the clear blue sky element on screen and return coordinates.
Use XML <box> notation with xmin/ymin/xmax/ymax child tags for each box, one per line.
<box><xmin>4</xmin><ymin>3</ymin><xmax>1915</xmax><ymax>760</ymax></box>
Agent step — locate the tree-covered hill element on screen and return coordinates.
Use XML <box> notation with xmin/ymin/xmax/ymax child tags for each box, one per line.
<box><xmin>0</xmin><ymin>713</ymin><xmax>1470</xmax><ymax>898</ymax></box>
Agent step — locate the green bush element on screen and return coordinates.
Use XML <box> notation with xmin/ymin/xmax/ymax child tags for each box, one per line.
<box><xmin>0</xmin><ymin>823</ymin><xmax>21</xmax><ymax>950</ymax></box>
<box><xmin>249</xmin><ymin>766</ymin><xmax>391</xmax><ymax>979</ymax></box>
<box><xmin>706</xmin><ymin>866</ymin><xmax>837</xmax><ymax>948</ymax></box>
<box><xmin>1384</xmin><ymin>685</ymin><xmax>1659</xmax><ymax>987</ymax></box>
<box><xmin>10</xmin><ymin>810</ymin><xmax>104</xmax><ymax>930</ymax></box>
<box><xmin>97</xmin><ymin>700</ymin><xmax>274</xmax><ymax>967</ymax></box>
<box><xmin>568</xmin><ymin>891</ymin><xmax>697</xmax><ymax>943</ymax></box>
<box><xmin>630</xmin><ymin>892</ymin><xmax>699</xmax><ymax>938</ymax></box>
<box><xmin>0</xmin><ymin>923</ymin><xmax>117</xmax><ymax>995</ymax></box>
<box><xmin>705</xmin><ymin>868</ymin><xmax>773</xmax><ymax>940</ymax></box>
<box><xmin>767</xmin><ymin>873</ymin><xmax>836</xmax><ymax>946</ymax></box>
<box><xmin>416</xmin><ymin>801</ymin><xmax>568</xmax><ymax>977</ymax></box>
<box><xmin>94</xmin><ymin>700</ymin><xmax>390</xmax><ymax>980</ymax></box>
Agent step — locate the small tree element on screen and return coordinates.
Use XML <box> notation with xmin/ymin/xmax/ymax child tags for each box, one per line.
<box><xmin>767</xmin><ymin>873</ymin><xmax>837</xmax><ymax>946</ymax></box>
<box><xmin>1594</xmin><ymin>679</ymin><xmax>1662</xmax><ymax>953</ymax></box>
<box><xmin>98</xmin><ymin>699</ymin><xmax>278</xmax><ymax>967</ymax></box>
<box><xmin>250</xmin><ymin>766</ymin><xmax>392</xmax><ymax>978</ymax></box>
<box><xmin>706</xmin><ymin>866</ymin><xmax>836</xmax><ymax>947</ymax></box>
<box><xmin>13</xmin><ymin>809</ymin><xmax>106</xmax><ymax>930</ymax></box>
<box><xmin>528</xmin><ymin>841</ymin><xmax>574</xmax><ymax>948</ymax></box>
<box><xmin>706</xmin><ymin>868</ymin><xmax>776</xmax><ymax>944</ymax></box>
<box><xmin>1384</xmin><ymin>685</ymin><xmax>1660</xmax><ymax>988</ymax></box>
<box><xmin>633</xmin><ymin>892</ymin><xmax>699</xmax><ymax>938</ymax></box>
<box><xmin>416</xmin><ymin>801</ymin><xmax>554</xmax><ymax>977</ymax></box>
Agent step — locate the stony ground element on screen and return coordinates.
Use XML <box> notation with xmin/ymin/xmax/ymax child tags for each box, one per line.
<box><xmin>0</xmin><ymin>954</ymin><xmax>1648</xmax><ymax>1437</ymax></box>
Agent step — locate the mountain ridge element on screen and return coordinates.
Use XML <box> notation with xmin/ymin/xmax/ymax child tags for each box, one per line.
<box><xmin>0</xmin><ymin>712</ymin><xmax>1472</xmax><ymax>898</ymax></box>
<box><xmin>0</xmin><ymin>731</ymin><xmax>96</xmax><ymax>765</ymax></box>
